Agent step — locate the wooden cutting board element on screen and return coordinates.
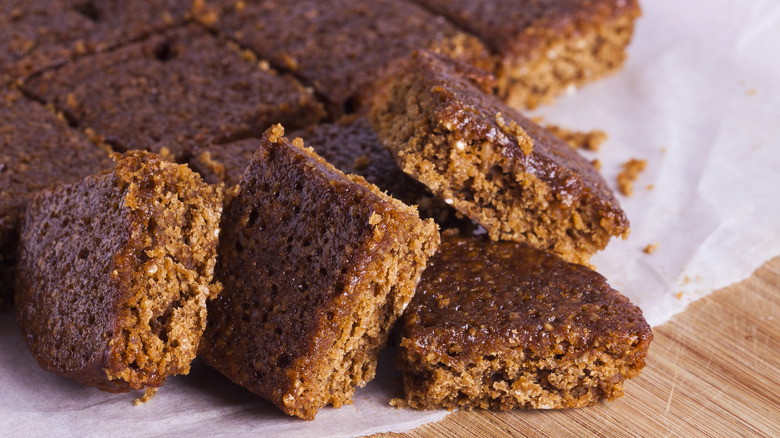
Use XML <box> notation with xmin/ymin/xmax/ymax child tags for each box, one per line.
<box><xmin>376</xmin><ymin>256</ymin><xmax>780</xmax><ymax>437</ymax></box>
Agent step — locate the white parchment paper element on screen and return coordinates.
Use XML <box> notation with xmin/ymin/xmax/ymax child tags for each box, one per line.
<box><xmin>2</xmin><ymin>0</ymin><xmax>779</xmax><ymax>435</ymax></box>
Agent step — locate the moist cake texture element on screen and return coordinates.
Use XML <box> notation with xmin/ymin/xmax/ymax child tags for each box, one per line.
<box><xmin>199</xmin><ymin>125</ymin><xmax>440</xmax><ymax>420</ymax></box>
<box><xmin>15</xmin><ymin>151</ymin><xmax>223</xmax><ymax>392</ymax></box>
<box><xmin>412</xmin><ymin>0</ymin><xmax>641</xmax><ymax>108</ymax></box>
<box><xmin>23</xmin><ymin>24</ymin><xmax>325</xmax><ymax>161</ymax></box>
<box><xmin>1</xmin><ymin>88</ymin><xmax>112</xmax><ymax>310</ymax></box>
<box><xmin>192</xmin><ymin>0</ymin><xmax>494</xmax><ymax>114</ymax></box>
<box><xmin>397</xmin><ymin>232</ymin><xmax>652</xmax><ymax>410</ymax></box>
<box><xmin>372</xmin><ymin>51</ymin><xmax>628</xmax><ymax>264</ymax></box>
<box><xmin>0</xmin><ymin>0</ymin><xmax>189</xmax><ymax>83</ymax></box>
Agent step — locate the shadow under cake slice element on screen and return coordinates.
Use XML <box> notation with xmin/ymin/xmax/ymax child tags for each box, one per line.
<box><xmin>198</xmin><ymin>124</ymin><xmax>440</xmax><ymax>420</ymax></box>
<box><xmin>15</xmin><ymin>151</ymin><xmax>223</xmax><ymax>392</ymax></box>
<box><xmin>1</xmin><ymin>87</ymin><xmax>112</xmax><ymax>310</ymax></box>
<box><xmin>189</xmin><ymin>115</ymin><xmax>459</xmax><ymax>225</ymax></box>
<box><xmin>411</xmin><ymin>0</ymin><xmax>641</xmax><ymax>109</ymax></box>
<box><xmin>397</xmin><ymin>232</ymin><xmax>652</xmax><ymax>410</ymax></box>
<box><xmin>371</xmin><ymin>50</ymin><xmax>628</xmax><ymax>265</ymax></box>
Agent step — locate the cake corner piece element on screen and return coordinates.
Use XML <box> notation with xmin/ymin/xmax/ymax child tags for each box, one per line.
<box><xmin>371</xmin><ymin>50</ymin><xmax>628</xmax><ymax>264</ymax></box>
<box><xmin>15</xmin><ymin>150</ymin><xmax>223</xmax><ymax>392</ymax></box>
<box><xmin>199</xmin><ymin>124</ymin><xmax>440</xmax><ymax>420</ymax></box>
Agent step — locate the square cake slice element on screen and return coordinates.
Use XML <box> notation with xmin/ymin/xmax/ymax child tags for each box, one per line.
<box><xmin>371</xmin><ymin>51</ymin><xmax>628</xmax><ymax>264</ymax></box>
<box><xmin>0</xmin><ymin>0</ymin><xmax>190</xmax><ymax>82</ymax></box>
<box><xmin>15</xmin><ymin>151</ymin><xmax>223</xmax><ymax>392</ymax></box>
<box><xmin>412</xmin><ymin>0</ymin><xmax>641</xmax><ymax>108</ymax></box>
<box><xmin>1</xmin><ymin>88</ymin><xmax>112</xmax><ymax>310</ymax></box>
<box><xmin>397</xmin><ymin>232</ymin><xmax>652</xmax><ymax>410</ymax></box>
<box><xmin>199</xmin><ymin>125</ymin><xmax>440</xmax><ymax>420</ymax></box>
<box><xmin>22</xmin><ymin>24</ymin><xmax>325</xmax><ymax>161</ymax></box>
<box><xmin>192</xmin><ymin>0</ymin><xmax>493</xmax><ymax>114</ymax></box>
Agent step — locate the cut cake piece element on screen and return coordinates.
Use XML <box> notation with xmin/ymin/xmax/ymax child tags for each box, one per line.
<box><xmin>1</xmin><ymin>87</ymin><xmax>112</xmax><ymax>310</ymax></box>
<box><xmin>412</xmin><ymin>0</ymin><xmax>641</xmax><ymax>108</ymax></box>
<box><xmin>191</xmin><ymin>0</ymin><xmax>494</xmax><ymax>114</ymax></box>
<box><xmin>198</xmin><ymin>125</ymin><xmax>440</xmax><ymax>420</ymax></box>
<box><xmin>397</xmin><ymin>232</ymin><xmax>652</xmax><ymax>410</ymax></box>
<box><xmin>23</xmin><ymin>24</ymin><xmax>325</xmax><ymax>161</ymax></box>
<box><xmin>15</xmin><ymin>151</ymin><xmax>223</xmax><ymax>392</ymax></box>
<box><xmin>0</xmin><ymin>0</ymin><xmax>189</xmax><ymax>83</ymax></box>
<box><xmin>371</xmin><ymin>51</ymin><xmax>628</xmax><ymax>264</ymax></box>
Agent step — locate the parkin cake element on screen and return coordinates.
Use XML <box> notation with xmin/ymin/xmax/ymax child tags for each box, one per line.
<box><xmin>199</xmin><ymin>125</ymin><xmax>440</xmax><ymax>420</ymax></box>
<box><xmin>15</xmin><ymin>151</ymin><xmax>223</xmax><ymax>392</ymax></box>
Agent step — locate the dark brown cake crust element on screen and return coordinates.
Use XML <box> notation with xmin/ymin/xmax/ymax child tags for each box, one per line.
<box><xmin>15</xmin><ymin>151</ymin><xmax>223</xmax><ymax>392</ymax></box>
<box><xmin>192</xmin><ymin>0</ymin><xmax>494</xmax><ymax>114</ymax></box>
<box><xmin>22</xmin><ymin>24</ymin><xmax>325</xmax><ymax>161</ymax></box>
<box><xmin>1</xmin><ymin>0</ymin><xmax>189</xmax><ymax>83</ymax></box>
<box><xmin>397</xmin><ymin>232</ymin><xmax>652</xmax><ymax>410</ymax></box>
<box><xmin>1</xmin><ymin>88</ymin><xmax>112</xmax><ymax>309</ymax></box>
<box><xmin>372</xmin><ymin>51</ymin><xmax>628</xmax><ymax>264</ymax></box>
<box><xmin>412</xmin><ymin>0</ymin><xmax>641</xmax><ymax>108</ymax></box>
<box><xmin>199</xmin><ymin>125</ymin><xmax>439</xmax><ymax>420</ymax></box>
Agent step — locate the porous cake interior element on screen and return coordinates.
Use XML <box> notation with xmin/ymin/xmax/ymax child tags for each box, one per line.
<box><xmin>499</xmin><ymin>12</ymin><xmax>639</xmax><ymax>109</ymax></box>
<box><xmin>202</xmin><ymin>128</ymin><xmax>438</xmax><ymax>420</ymax></box>
<box><xmin>375</xmin><ymin>67</ymin><xmax>625</xmax><ymax>264</ymax></box>
<box><xmin>105</xmin><ymin>154</ymin><xmax>222</xmax><ymax>388</ymax></box>
<box><xmin>399</xmin><ymin>336</ymin><xmax>648</xmax><ymax>410</ymax></box>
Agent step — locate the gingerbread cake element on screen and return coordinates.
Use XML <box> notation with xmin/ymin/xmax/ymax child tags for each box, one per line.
<box><xmin>411</xmin><ymin>0</ymin><xmax>641</xmax><ymax>108</ymax></box>
<box><xmin>397</xmin><ymin>232</ymin><xmax>652</xmax><ymax>410</ymax></box>
<box><xmin>199</xmin><ymin>125</ymin><xmax>440</xmax><ymax>420</ymax></box>
<box><xmin>0</xmin><ymin>0</ymin><xmax>189</xmax><ymax>83</ymax></box>
<box><xmin>22</xmin><ymin>24</ymin><xmax>325</xmax><ymax>161</ymax></box>
<box><xmin>372</xmin><ymin>51</ymin><xmax>628</xmax><ymax>264</ymax></box>
<box><xmin>15</xmin><ymin>151</ymin><xmax>223</xmax><ymax>392</ymax></box>
<box><xmin>1</xmin><ymin>88</ymin><xmax>112</xmax><ymax>310</ymax></box>
<box><xmin>191</xmin><ymin>0</ymin><xmax>493</xmax><ymax>114</ymax></box>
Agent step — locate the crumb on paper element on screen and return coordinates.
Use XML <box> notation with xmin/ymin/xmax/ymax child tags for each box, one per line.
<box><xmin>676</xmin><ymin>291</ymin><xmax>684</xmax><ymax>300</ymax></box>
<box><xmin>545</xmin><ymin>124</ymin><xmax>607</xmax><ymax>151</ymax></box>
<box><xmin>746</xmin><ymin>88</ymin><xmax>757</xmax><ymax>96</ymax></box>
<box><xmin>643</xmin><ymin>243</ymin><xmax>659</xmax><ymax>254</ymax></box>
<box><xmin>390</xmin><ymin>398</ymin><xmax>408</xmax><ymax>408</ymax></box>
<box><xmin>133</xmin><ymin>387</ymin><xmax>158</xmax><ymax>406</ymax></box>
<box><xmin>353</xmin><ymin>154</ymin><xmax>371</xmax><ymax>170</ymax></box>
<box><xmin>617</xmin><ymin>158</ymin><xmax>647</xmax><ymax>196</ymax></box>
<box><xmin>646</xmin><ymin>184</ymin><xmax>654</xmax><ymax>191</ymax></box>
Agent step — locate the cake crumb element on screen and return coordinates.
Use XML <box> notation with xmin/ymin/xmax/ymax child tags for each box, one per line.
<box><xmin>133</xmin><ymin>387</ymin><xmax>159</xmax><ymax>406</ymax></box>
<box><xmin>617</xmin><ymin>158</ymin><xmax>647</xmax><ymax>196</ymax></box>
<box><xmin>643</xmin><ymin>243</ymin><xmax>658</xmax><ymax>254</ymax></box>
<box><xmin>646</xmin><ymin>184</ymin><xmax>654</xmax><ymax>190</ymax></box>
<box><xmin>353</xmin><ymin>154</ymin><xmax>371</xmax><ymax>170</ymax></box>
<box><xmin>591</xmin><ymin>159</ymin><xmax>602</xmax><ymax>171</ymax></box>
<box><xmin>545</xmin><ymin>124</ymin><xmax>607</xmax><ymax>151</ymax></box>
<box><xmin>390</xmin><ymin>398</ymin><xmax>408</xmax><ymax>408</ymax></box>
<box><xmin>746</xmin><ymin>88</ymin><xmax>757</xmax><ymax>96</ymax></box>
<box><xmin>496</xmin><ymin>112</ymin><xmax>533</xmax><ymax>156</ymax></box>
<box><xmin>676</xmin><ymin>291</ymin><xmax>684</xmax><ymax>300</ymax></box>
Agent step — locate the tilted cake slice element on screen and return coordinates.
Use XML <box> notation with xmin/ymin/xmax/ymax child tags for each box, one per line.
<box><xmin>15</xmin><ymin>151</ymin><xmax>222</xmax><ymax>392</ymax></box>
<box><xmin>371</xmin><ymin>51</ymin><xmax>628</xmax><ymax>264</ymax></box>
<box><xmin>199</xmin><ymin>125</ymin><xmax>439</xmax><ymax>420</ymax></box>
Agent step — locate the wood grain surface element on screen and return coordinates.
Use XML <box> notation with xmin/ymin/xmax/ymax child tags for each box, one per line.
<box><xmin>375</xmin><ymin>256</ymin><xmax>780</xmax><ymax>437</ymax></box>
